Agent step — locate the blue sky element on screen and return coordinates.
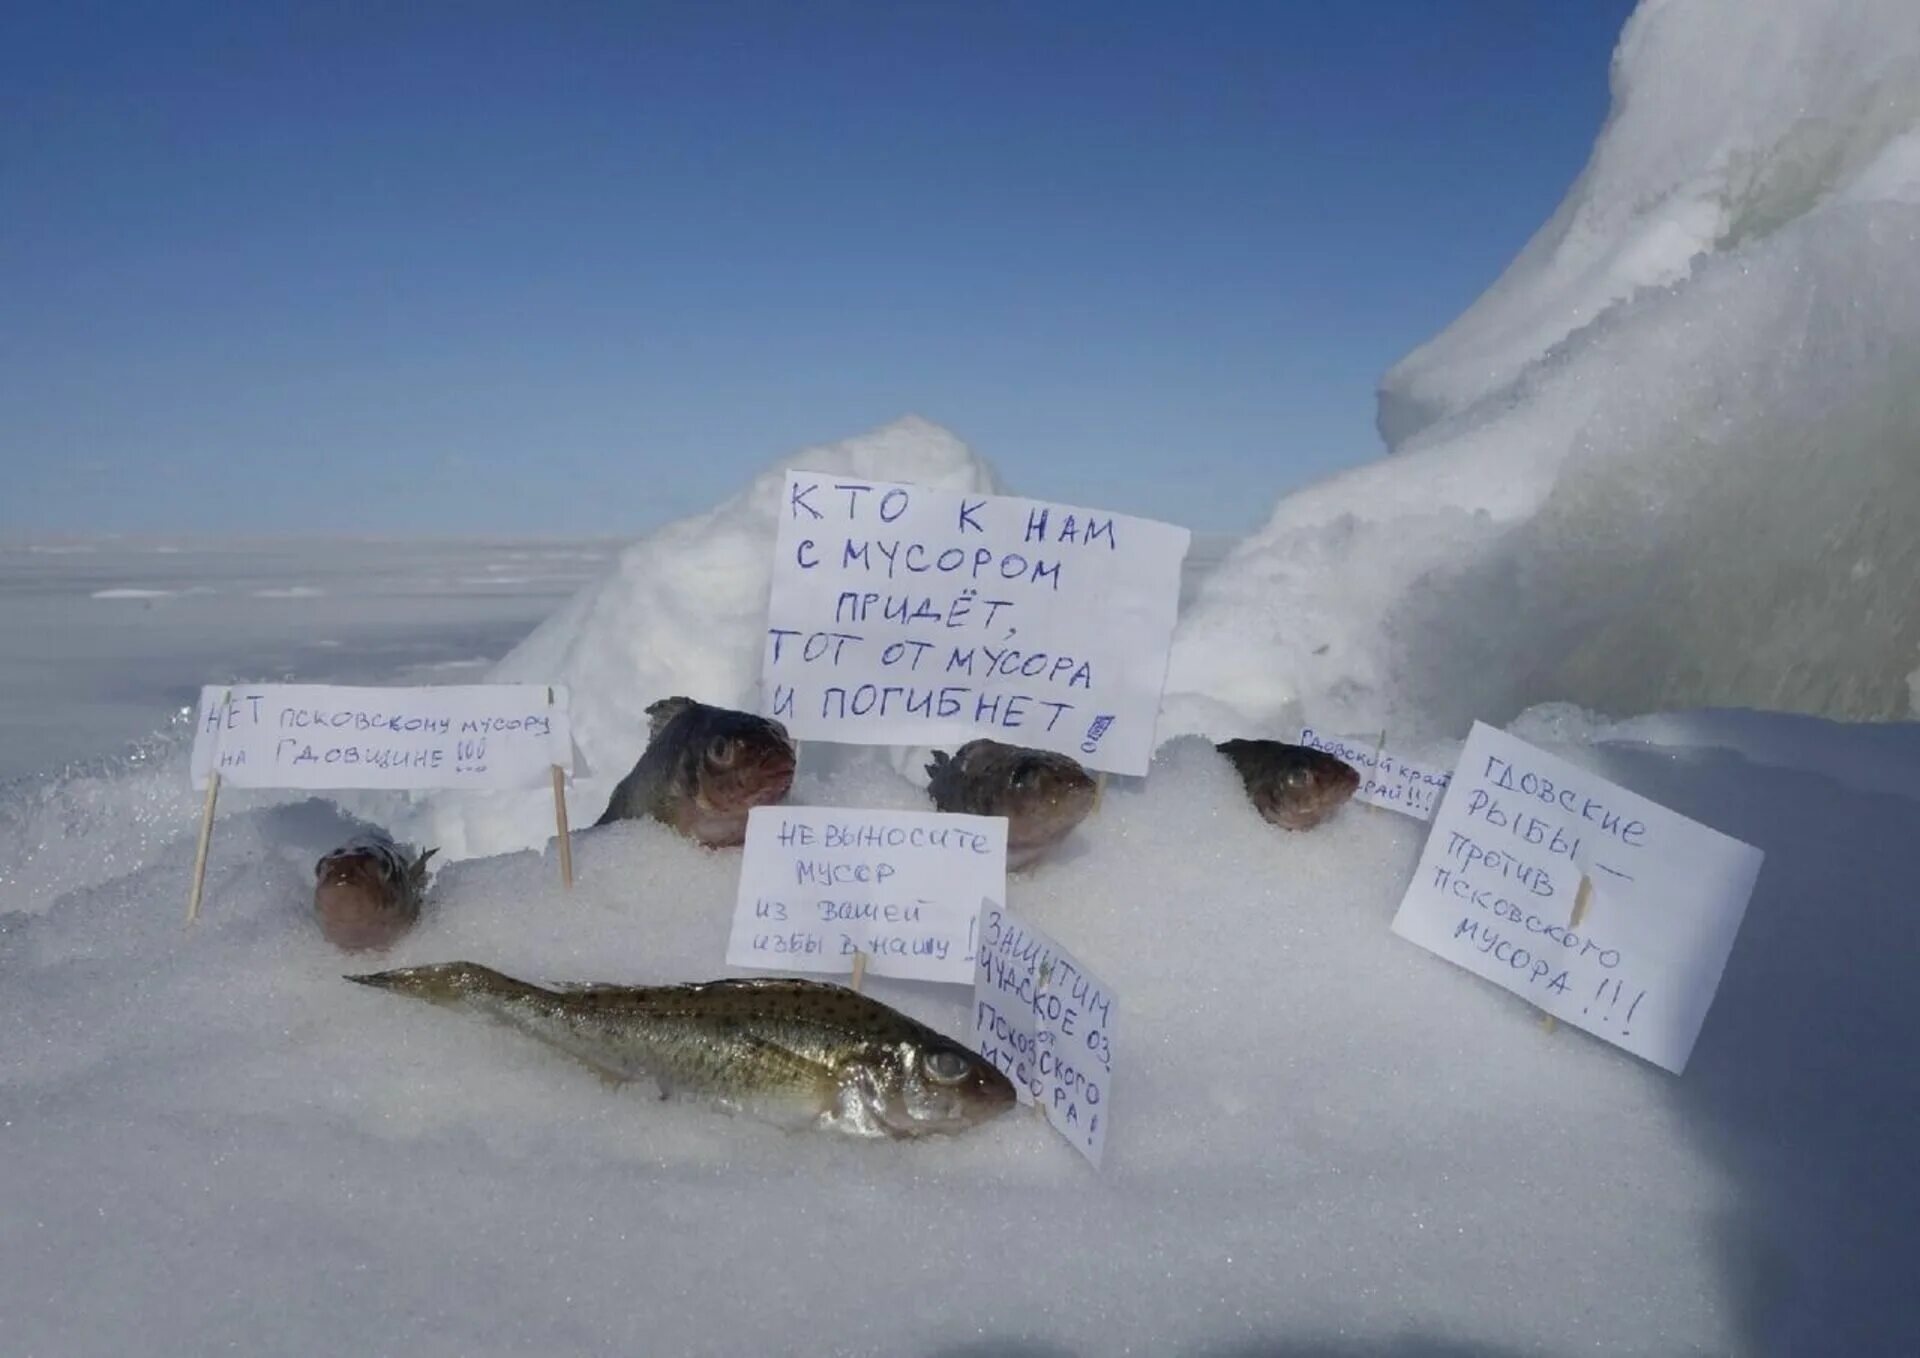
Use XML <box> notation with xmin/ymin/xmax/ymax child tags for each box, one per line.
<box><xmin>2</xmin><ymin>1</ymin><xmax>1635</xmax><ymax>537</ymax></box>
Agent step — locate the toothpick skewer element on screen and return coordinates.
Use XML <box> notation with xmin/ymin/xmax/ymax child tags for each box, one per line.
<box><xmin>185</xmin><ymin>688</ymin><xmax>231</xmax><ymax>925</ymax></box>
<box><xmin>1541</xmin><ymin>875</ymin><xmax>1593</xmax><ymax>1033</ymax></box>
<box><xmin>549</xmin><ymin>687</ymin><xmax>573</xmax><ymax>888</ymax></box>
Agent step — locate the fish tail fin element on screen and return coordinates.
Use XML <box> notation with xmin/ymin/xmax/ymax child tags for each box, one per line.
<box><xmin>408</xmin><ymin>847</ymin><xmax>438</xmax><ymax>887</ymax></box>
<box><xmin>345</xmin><ymin>961</ymin><xmax>542</xmax><ymax>1008</ymax></box>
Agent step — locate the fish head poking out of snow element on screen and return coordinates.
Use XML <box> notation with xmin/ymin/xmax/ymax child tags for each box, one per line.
<box><xmin>313</xmin><ymin>832</ymin><xmax>435</xmax><ymax>951</ymax></box>
<box><xmin>925</xmin><ymin>739</ymin><xmax>1098</xmax><ymax>869</ymax></box>
<box><xmin>594</xmin><ymin>696</ymin><xmax>797</xmax><ymax>847</ymax></box>
<box><xmin>1215</xmin><ymin>739</ymin><xmax>1361</xmax><ymax>830</ymax></box>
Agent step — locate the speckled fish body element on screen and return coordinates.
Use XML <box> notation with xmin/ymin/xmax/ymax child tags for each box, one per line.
<box><xmin>925</xmin><ymin>739</ymin><xmax>1097</xmax><ymax>869</ymax></box>
<box><xmin>346</xmin><ymin>962</ymin><xmax>1016</xmax><ymax>1139</ymax></box>
<box><xmin>1216</xmin><ymin>738</ymin><xmax>1361</xmax><ymax>830</ymax></box>
<box><xmin>313</xmin><ymin>831</ymin><xmax>436</xmax><ymax>951</ymax></box>
<box><xmin>594</xmin><ymin>696</ymin><xmax>796</xmax><ymax>846</ymax></box>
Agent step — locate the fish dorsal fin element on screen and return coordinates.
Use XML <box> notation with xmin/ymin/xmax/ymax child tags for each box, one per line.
<box><xmin>645</xmin><ymin>696</ymin><xmax>698</xmax><ymax>740</ymax></box>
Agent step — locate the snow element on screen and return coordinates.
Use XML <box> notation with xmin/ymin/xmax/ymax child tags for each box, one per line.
<box><xmin>6</xmin><ymin>1</ymin><xmax>1920</xmax><ymax>1352</ymax></box>
<box><xmin>1164</xmin><ymin>0</ymin><xmax>1920</xmax><ymax>740</ymax></box>
<box><xmin>416</xmin><ymin>416</ymin><xmax>1005</xmax><ymax>860</ymax></box>
<box><xmin>6</xmin><ymin>694</ymin><xmax>1916</xmax><ymax>1353</ymax></box>
<box><xmin>1377</xmin><ymin>0</ymin><xmax>1920</xmax><ymax>445</ymax></box>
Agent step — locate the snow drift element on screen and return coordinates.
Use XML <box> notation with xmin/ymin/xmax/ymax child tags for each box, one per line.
<box><xmin>414</xmin><ymin>418</ymin><xmax>1003</xmax><ymax>859</ymax></box>
<box><xmin>4</xmin><ymin>712</ymin><xmax>1914</xmax><ymax>1356</ymax></box>
<box><xmin>1164</xmin><ymin>0</ymin><xmax>1920</xmax><ymax>741</ymax></box>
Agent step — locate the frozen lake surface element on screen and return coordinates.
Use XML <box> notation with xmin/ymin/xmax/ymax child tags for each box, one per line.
<box><xmin>0</xmin><ymin>537</ymin><xmax>620</xmax><ymax>785</ymax></box>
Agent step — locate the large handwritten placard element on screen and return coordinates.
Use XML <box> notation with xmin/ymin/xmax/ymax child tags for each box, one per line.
<box><xmin>725</xmin><ymin>806</ymin><xmax>1007</xmax><ymax>984</ymax></box>
<box><xmin>763</xmin><ymin>472</ymin><xmax>1190</xmax><ymax>776</ymax></box>
<box><xmin>190</xmin><ymin>684</ymin><xmax>571</xmax><ymax>791</ymax></box>
<box><xmin>972</xmin><ymin>901</ymin><xmax>1114</xmax><ymax>1167</ymax></box>
<box><xmin>1297</xmin><ymin>726</ymin><xmax>1452</xmax><ymax>821</ymax></box>
<box><xmin>1392</xmin><ymin>722</ymin><xmax>1762</xmax><ymax>1073</ymax></box>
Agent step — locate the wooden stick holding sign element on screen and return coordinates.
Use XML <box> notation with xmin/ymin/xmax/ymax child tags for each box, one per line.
<box><xmin>848</xmin><ymin>950</ymin><xmax>868</xmax><ymax>994</ymax></box>
<box><xmin>549</xmin><ymin>687</ymin><xmax>573</xmax><ymax>888</ymax></box>
<box><xmin>1540</xmin><ymin>874</ymin><xmax>1593</xmax><ymax>1034</ymax></box>
<box><xmin>185</xmin><ymin>688</ymin><xmax>231</xmax><ymax>925</ymax></box>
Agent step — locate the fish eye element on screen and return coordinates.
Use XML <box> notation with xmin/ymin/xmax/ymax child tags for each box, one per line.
<box><xmin>1011</xmin><ymin>763</ymin><xmax>1039</xmax><ymax>790</ymax></box>
<box><xmin>922</xmin><ymin>1049</ymin><xmax>972</xmax><ymax>1084</ymax></box>
<box><xmin>1285</xmin><ymin>767</ymin><xmax>1312</xmax><ymax>788</ymax></box>
<box><xmin>706</xmin><ymin>736</ymin><xmax>737</xmax><ymax>767</ymax></box>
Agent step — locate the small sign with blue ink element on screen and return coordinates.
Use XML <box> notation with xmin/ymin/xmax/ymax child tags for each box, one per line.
<box><xmin>726</xmin><ymin>806</ymin><xmax>1008</xmax><ymax>985</ymax></box>
<box><xmin>972</xmin><ymin>900</ymin><xmax>1115</xmax><ymax>1167</ymax></box>
<box><xmin>190</xmin><ymin>683</ymin><xmax>573</xmax><ymax>792</ymax></box>
<box><xmin>1391</xmin><ymin>722</ymin><xmax>1762</xmax><ymax>1073</ymax></box>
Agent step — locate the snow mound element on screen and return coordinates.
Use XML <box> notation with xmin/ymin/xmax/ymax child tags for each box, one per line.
<box><xmin>1164</xmin><ymin>0</ymin><xmax>1920</xmax><ymax>740</ymax></box>
<box><xmin>415</xmin><ymin>417</ymin><xmax>1002</xmax><ymax>859</ymax></box>
<box><xmin>1379</xmin><ymin>0</ymin><xmax>1920</xmax><ymax>444</ymax></box>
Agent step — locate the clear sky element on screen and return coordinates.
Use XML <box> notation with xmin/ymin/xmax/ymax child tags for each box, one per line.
<box><xmin>2</xmin><ymin>1</ymin><xmax>1636</xmax><ymax>538</ymax></box>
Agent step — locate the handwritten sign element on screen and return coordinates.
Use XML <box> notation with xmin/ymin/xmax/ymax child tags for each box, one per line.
<box><xmin>972</xmin><ymin>901</ymin><xmax>1115</xmax><ymax>1166</ymax></box>
<box><xmin>190</xmin><ymin>684</ymin><xmax>572</xmax><ymax>791</ymax></box>
<box><xmin>1297</xmin><ymin>727</ymin><xmax>1452</xmax><ymax>821</ymax></box>
<box><xmin>1392</xmin><ymin>722</ymin><xmax>1762</xmax><ymax>1073</ymax></box>
<box><xmin>762</xmin><ymin>471</ymin><xmax>1190</xmax><ymax>776</ymax></box>
<box><xmin>725</xmin><ymin>806</ymin><xmax>1007</xmax><ymax>984</ymax></box>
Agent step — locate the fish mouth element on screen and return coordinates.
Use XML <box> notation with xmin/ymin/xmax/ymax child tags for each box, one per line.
<box><xmin>695</xmin><ymin>746</ymin><xmax>795</xmax><ymax>815</ymax></box>
<box><xmin>1265</xmin><ymin>787</ymin><xmax>1354</xmax><ymax>830</ymax></box>
<box><xmin>892</xmin><ymin>1076</ymin><xmax>1019</xmax><ymax>1136</ymax></box>
<box><xmin>741</xmin><ymin>772</ymin><xmax>792</xmax><ymax>807</ymax></box>
<box><xmin>314</xmin><ymin>885</ymin><xmax>411</xmax><ymax>951</ymax></box>
<box><xmin>1010</xmin><ymin>774</ymin><xmax>1098</xmax><ymax>841</ymax></box>
<box><xmin>703</xmin><ymin>770</ymin><xmax>793</xmax><ymax>818</ymax></box>
<box><xmin>977</xmin><ymin>1067</ymin><xmax>1019</xmax><ymax>1115</ymax></box>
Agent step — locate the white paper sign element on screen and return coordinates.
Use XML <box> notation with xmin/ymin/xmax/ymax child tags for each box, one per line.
<box><xmin>190</xmin><ymin>684</ymin><xmax>572</xmax><ymax>791</ymax></box>
<box><xmin>1296</xmin><ymin>726</ymin><xmax>1453</xmax><ymax>821</ymax></box>
<box><xmin>972</xmin><ymin>901</ymin><xmax>1115</xmax><ymax>1167</ymax></box>
<box><xmin>762</xmin><ymin>471</ymin><xmax>1190</xmax><ymax>776</ymax></box>
<box><xmin>1392</xmin><ymin>722</ymin><xmax>1763</xmax><ymax>1073</ymax></box>
<box><xmin>725</xmin><ymin>806</ymin><xmax>1007</xmax><ymax>984</ymax></box>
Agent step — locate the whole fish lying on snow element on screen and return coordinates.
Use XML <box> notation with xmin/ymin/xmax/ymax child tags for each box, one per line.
<box><xmin>594</xmin><ymin>696</ymin><xmax>796</xmax><ymax>847</ymax></box>
<box><xmin>312</xmin><ymin>831</ymin><xmax>436</xmax><ymax>951</ymax></box>
<box><xmin>925</xmin><ymin>739</ymin><xmax>1097</xmax><ymax>869</ymax></box>
<box><xmin>1216</xmin><ymin>738</ymin><xmax>1361</xmax><ymax>830</ymax></box>
<box><xmin>347</xmin><ymin>963</ymin><xmax>1016</xmax><ymax>1139</ymax></box>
